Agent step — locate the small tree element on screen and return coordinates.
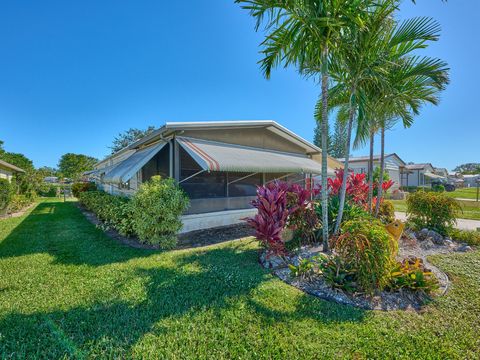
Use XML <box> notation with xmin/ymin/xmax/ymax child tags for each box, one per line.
<box><xmin>110</xmin><ymin>126</ymin><xmax>156</xmax><ymax>154</ymax></box>
<box><xmin>58</xmin><ymin>153</ymin><xmax>98</xmax><ymax>180</ymax></box>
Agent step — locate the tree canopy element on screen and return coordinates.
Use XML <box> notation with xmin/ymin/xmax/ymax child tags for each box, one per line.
<box><xmin>58</xmin><ymin>153</ymin><xmax>98</xmax><ymax>180</ymax></box>
<box><xmin>110</xmin><ymin>126</ymin><xmax>156</xmax><ymax>154</ymax></box>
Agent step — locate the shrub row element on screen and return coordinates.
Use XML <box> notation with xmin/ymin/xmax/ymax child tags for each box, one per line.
<box><xmin>78</xmin><ymin>176</ymin><xmax>189</xmax><ymax>248</ymax></box>
<box><xmin>72</xmin><ymin>182</ymin><xmax>97</xmax><ymax>198</ymax></box>
<box><xmin>0</xmin><ymin>179</ymin><xmax>35</xmax><ymax>214</ymax></box>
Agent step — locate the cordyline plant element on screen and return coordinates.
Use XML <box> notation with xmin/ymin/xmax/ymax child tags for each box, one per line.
<box><xmin>328</xmin><ymin>169</ymin><xmax>393</xmax><ymax>208</ymax></box>
<box><xmin>246</xmin><ymin>181</ymin><xmax>320</xmax><ymax>258</ymax></box>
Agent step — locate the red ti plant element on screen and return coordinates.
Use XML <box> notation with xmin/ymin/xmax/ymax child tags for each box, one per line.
<box><xmin>245</xmin><ymin>181</ymin><xmax>293</xmax><ymax>257</ymax></box>
<box><xmin>286</xmin><ymin>183</ymin><xmax>320</xmax><ymax>243</ymax></box>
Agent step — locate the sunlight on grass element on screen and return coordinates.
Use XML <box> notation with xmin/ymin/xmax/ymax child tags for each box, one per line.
<box><xmin>0</xmin><ymin>199</ymin><xmax>479</xmax><ymax>358</ymax></box>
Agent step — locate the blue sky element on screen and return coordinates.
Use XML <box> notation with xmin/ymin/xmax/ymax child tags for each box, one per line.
<box><xmin>0</xmin><ymin>1</ymin><xmax>477</xmax><ymax>170</ymax></box>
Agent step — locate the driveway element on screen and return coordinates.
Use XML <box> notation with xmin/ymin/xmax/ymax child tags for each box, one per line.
<box><xmin>395</xmin><ymin>211</ymin><xmax>480</xmax><ymax>231</ymax></box>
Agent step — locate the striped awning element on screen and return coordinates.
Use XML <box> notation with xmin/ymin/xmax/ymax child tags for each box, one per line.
<box><xmin>176</xmin><ymin>137</ymin><xmax>326</xmax><ymax>174</ymax></box>
<box><xmin>103</xmin><ymin>142</ymin><xmax>167</xmax><ymax>184</ymax></box>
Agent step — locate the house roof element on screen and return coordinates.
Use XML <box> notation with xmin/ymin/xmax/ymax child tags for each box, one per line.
<box><xmin>404</xmin><ymin>163</ymin><xmax>434</xmax><ymax>171</ymax></box>
<box><xmin>97</xmin><ymin>120</ymin><xmax>343</xmax><ymax>169</ymax></box>
<box><xmin>337</xmin><ymin>153</ymin><xmax>405</xmax><ymax>165</ymax></box>
<box><xmin>0</xmin><ymin>159</ymin><xmax>25</xmax><ymax>173</ymax></box>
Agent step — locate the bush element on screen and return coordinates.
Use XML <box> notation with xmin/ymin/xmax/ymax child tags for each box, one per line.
<box><xmin>448</xmin><ymin>228</ymin><xmax>480</xmax><ymax>246</ymax></box>
<box><xmin>7</xmin><ymin>194</ymin><xmax>33</xmax><ymax>214</ymax></box>
<box><xmin>38</xmin><ymin>184</ymin><xmax>59</xmax><ymax>197</ymax></box>
<box><xmin>406</xmin><ymin>191</ymin><xmax>460</xmax><ymax>236</ymax></box>
<box><xmin>79</xmin><ymin>191</ymin><xmax>135</xmax><ymax>237</ymax></box>
<box><xmin>332</xmin><ymin>218</ymin><xmax>396</xmax><ymax>293</ymax></box>
<box><xmin>388</xmin><ymin>257</ymin><xmax>439</xmax><ymax>294</ymax></box>
<box><xmin>315</xmin><ymin>195</ymin><xmax>370</xmax><ymax>237</ymax></box>
<box><xmin>131</xmin><ymin>176</ymin><xmax>189</xmax><ymax>249</ymax></box>
<box><xmin>0</xmin><ymin>179</ymin><xmax>13</xmax><ymax>212</ymax></box>
<box><xmin>378</xmin><ymin>200</ymin><xmax>395</xmax><ymax>224</ymax></box>
<box><xmin>432</xmin><ymin>184</ymin><xmax>445</xmax><ymax>193</ymax></box>
<box><xmin>72</xmin><ymin>182</ymin><xmax>97</xmax><ymax>197</ymax></box>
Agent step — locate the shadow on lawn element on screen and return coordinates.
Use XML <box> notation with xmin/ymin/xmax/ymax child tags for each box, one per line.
<box><xmin>0</xmin><ymin>242</ymin><xmax>367</xmax><ymax>357</ymax></box>
<box><xmin>0</xmin><ymin>200</ymin><xmax>154</xmax><ymax>266</ymax></box>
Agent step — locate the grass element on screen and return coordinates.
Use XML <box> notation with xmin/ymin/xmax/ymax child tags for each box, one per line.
<box><xmin>0</xmin><ymin>199</ymin><xmax>479</xmax><ymax>358</ymax></box>
<box><xmin>391</xmin><ymin>199</ymin><xmax>480</xmax><ymax>221</ymax></box>
<box><xmin>445</xmin><ymin>187</ymin><xmax>480</xmax><ymax>200</ymax></box>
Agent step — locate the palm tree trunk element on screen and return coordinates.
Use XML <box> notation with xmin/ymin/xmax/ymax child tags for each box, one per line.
<box><xmin>334</xmin><ymin>89</ymin><xmax>356</xmax><ymax>235</ymax></box>
<box><xmin>320</xmin><ymin>46</ymin><xmax>330</xmax><ymax>251</ymax></box>
<box><xmin>375</xmin><ymin>126</ymin><xmax>385</xmax><ymax>217</ymax></box>
<box><xmin>367</xmin><ymin>130</ymin><xmax>374</xmax><ymax>213</ymax></box>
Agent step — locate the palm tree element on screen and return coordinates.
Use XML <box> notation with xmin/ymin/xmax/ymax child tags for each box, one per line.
<box><xmin>236</xmin><ymin>0</ymin><xmax>373</xmax><ymax>250</ymax></box>
<box><xmin>374</xmin><ymin>56</ymin><xmax>449</xmax><ymax>216</ymax></box>
<box><xmin>327</xmin><ymin>8</ymin><xmax>449</xmax><ymax>231</ymax></box>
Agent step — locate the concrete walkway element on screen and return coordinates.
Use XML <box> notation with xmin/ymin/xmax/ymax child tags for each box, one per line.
<box><xmin>454</xmin><ymin>197</ymin><xmax>479</xmax><ymax>202</ymax></box>
<box><xmin>395</xmin><ymin>212</ymin><xmax>480</xmax><ymax>231</ymax></box>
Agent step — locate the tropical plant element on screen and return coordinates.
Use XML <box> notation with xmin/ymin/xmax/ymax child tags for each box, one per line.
<box><xmin>406</xmin><ymin>191</ymin><xmax>460</xmax><ymax>235</ymax></box>
<box><xmin>319</xmin><ymin>255</ymin><xmax>357</xmax><ymax>293</ymax></box>
<box><xmin>236</xmin><ymin>0</ymin><xmax>375</xmax><ymax>250</ymax></box>
<box><xmin>246</xmin><ymin>181</ymin><xmax>292</xmax><ymax>257</ymax></box>
<box><xmin>448</xmin><ymin>228</ymin><xmax>480</xmax><ymax>247</ymax></box>
<box><xmin>388</xmin><ymin>257</ymin><xmax>439</xmax><ymax>293</ymax></box>
<box><xmin>131</xmin><ymin>176</ymin><xmax>189</xmax><ymax>248</ymax></box>
<box><xmin>286</xmin><ymin>183</ymin><xmax>320</xmax><ymax>243</ymax></box>
<box><xmin>332</xmin><ymin>218</ymin><xmax>396</xmax><ymax>293</ymax></box>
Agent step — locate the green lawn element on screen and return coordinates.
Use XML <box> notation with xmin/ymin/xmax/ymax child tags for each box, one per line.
<box><xmin>1</xmin><ymin>199</ymin><xmax>479</xmax><ymax>358</ymax></box>
<box><xmin>391</xmin><ymin>199</ymin><xmax>480</xmax><ymax>221</ymax></box>
<box><xmin>445</xmin><ymin>187</ymin><xmax>480</xmax><ymax>200</ymax></box>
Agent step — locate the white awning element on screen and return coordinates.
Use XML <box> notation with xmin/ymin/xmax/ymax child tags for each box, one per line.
<box><xmin>103</xmin><ymin>142</ymin><xmax>167</xmax><ymax>184</ymax></box>
<box><xmin>424</xmin><ymin>172</ymin><xmax>446</xmax><ymax>180</ymax></box>
<box><xmin>176</xmin><ymin>137</ymin><xmax>327</xmax><ymax>174</ymax></box>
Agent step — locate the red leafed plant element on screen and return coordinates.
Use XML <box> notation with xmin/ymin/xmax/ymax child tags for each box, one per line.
<box><xmin>245</xmin><ymin>181</ymin><xmax>320</xmax><ymax>257</ymax></box>
<box><xmin>245</xmin><ymin>181</ymin><xmax>293</xmax><ymax>257</ymax></box>
<box><xmin>328</xmin><ymin>169</ymin><xmax>394</xmax><ymax>207</ymax></box>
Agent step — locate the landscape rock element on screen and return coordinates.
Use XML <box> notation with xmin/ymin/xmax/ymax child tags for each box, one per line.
<box><xmin>456</xmin><ymin>244</ymin><xmax>473</xmax><ymax>252</ymax></box>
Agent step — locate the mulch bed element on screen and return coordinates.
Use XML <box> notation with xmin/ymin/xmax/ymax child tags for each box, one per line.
<box><xmin>261</xmin><ymin>231</ymin><xmax>475</xmax><ymax>311</ymax></box>
<box><xmin>76</xmin><ymin>204</ymin><xmax>254</xmax><ymax>250</ymax></box>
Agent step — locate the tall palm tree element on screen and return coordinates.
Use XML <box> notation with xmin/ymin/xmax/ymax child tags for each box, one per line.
<box><xmin>327</xmin><ymin>8</ymin><xmax>449</xmax><ymax>231</ymax></box>
<box><xmin>236</xmin><ymin>0</ymin><xmax>373</xmax><ymax>250</ymax></box>
<box><xmin>374</xmin><ymin>56</ymin><xmax>449</xmax><ymax>216</ymax></box>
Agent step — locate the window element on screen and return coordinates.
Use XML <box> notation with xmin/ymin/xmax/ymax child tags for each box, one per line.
<box><xmin>141</xmin><ymin>143</ymin><xmax>170</xmax><ymax>182</ymax></box>
<box><xmin>118</xmin><ymin>180</ymin><xmax>130</xmax><ymax>190</ymax></box>
<box><xmin>227</xmin><ymin>172</ymin><xmax>262</xmax><ymax>197</ymax></box>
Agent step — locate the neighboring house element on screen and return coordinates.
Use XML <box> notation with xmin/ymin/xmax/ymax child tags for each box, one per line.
<box><xmin>0</xmin><ymin>159</ymin><xmax>25</xmax><ymax>182</ymax></box>
<box><xmin>90</xmin><ymin>121</ymin><xmax>343</xmax><ymax>232</ymax></box>
<box><xmin>434</xmin><ymin>167</ymin><xmax>449</xmax><ymax>178</ymax></box>
<box><xmin>463</xmin><ymin>174</ymin><xmax>480</xmax><ymax>188</ymax></box>
<box><xmin>400</xmin><ymin>163</ymin><xmax>445</xmax><ymax>187</ymax></box>
<box><xmin>337</xmin><ymin>153</ymin><xmax>405</xmax><ymax>190</ymax></box>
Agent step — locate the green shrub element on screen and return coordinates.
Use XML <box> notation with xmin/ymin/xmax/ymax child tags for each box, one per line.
<box><xmin>315</xmin><ymin>195</ymin><xmax>370</xmax><ymax>238</ymax></box>
<box><xmin>0</xmin><ymin>179</ymin><xmax>13</xmax><ymax>212</ymax></box>
<box><xmin>378</xmin><ymin>200</ymin><xmax>395</xmax><ymax>224</ymax></box>
<box><xmin>318</xmin><ymin>256</ymin><xmax>357</xmax><ymax>293</ymax></box>
<box><xmin>131</xmin><ymin>176</ymin><xmax>189</xmax><ymax>248</ymax></box>
<box><xmin>7</xmin><ymin>194</ymin><xmax>33</xmax><ymax>214</ymax></box>
<box><xmin>432</xmin><ymin>184</ymin><xmax>445</xmax><ymax>193</ymax></box>
<box><xmin>38</xmin><ymin>184</ymin><xmax>59</xmax><ymax>197</ymax></box>
<box><xmin>333</xmin><ymin>218</ymin><xmax>396</xmax><ymax>293</ymax></box>
<box><xmin>406</xmin><ymin>191</ymin><xmax>460</xmax><ymax>236</ymax></box>
<box><xmin>78</xmin><ymin>191</ymin><xmax>135</xmax><ymax>236</ymax></box>
<box><xmin>72</xmin><ymin>182</ymin><xmax>97</xmax><ymax>197</ymax></box>
<box><xmin>448</xmin><ymin>228</ymin><xmax>480</xmax><ymax>246</ymax></box>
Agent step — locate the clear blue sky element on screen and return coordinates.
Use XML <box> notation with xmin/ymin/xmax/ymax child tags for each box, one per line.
<box><xmin>0</xmin><ymin>1</ymin><xmax>477</xmax><ymax>170</ymax></box>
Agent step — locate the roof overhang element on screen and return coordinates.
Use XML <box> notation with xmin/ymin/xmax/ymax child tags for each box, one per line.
<box><xmin>0</xmin><ymin>159</ymin><xmax>25</xmax><ymax>173</ymax></box>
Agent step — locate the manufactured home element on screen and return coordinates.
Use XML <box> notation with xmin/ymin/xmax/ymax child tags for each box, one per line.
<box><xmin>400</xmin><ymin>163</ymin><xmax>446</xmax><ymax>187</ymax></box>
<box><xmin>337</xmin><ymin>153</ymin><xmax>405</xmax><ymax>190</ymax></box>
<box><xmin>90</xmin><ymin>121</ymin><xmax>342</xmax><ymax>232</ymax></box>
<box><xmin>0</xmin><ymin>159</ymin><xmax>25</xmax><ymax>182</ymax></box>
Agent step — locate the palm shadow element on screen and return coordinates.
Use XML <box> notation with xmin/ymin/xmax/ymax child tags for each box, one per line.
<box><xmin>0</xmin><ymin>244</ymin><xmax>366</xmax><ymax>357</ymax></box>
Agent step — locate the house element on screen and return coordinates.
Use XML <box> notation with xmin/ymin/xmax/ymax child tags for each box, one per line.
<box><xmin>0</xmin><ymin>159</ymin><xmax>25</xmax><ymax>182</ymax></box>
<box><xmin>400</xmin><ymin>163</ymin><xmax>446</xmax><ymax>187</ymax></box>
<box><xmin>337</xmin><ymin>153</ymin><xmax>405</xmax><ymax>190</ymax></box>
<box><xmin>463</xmin><ymin>174</ymin><xmax>480</xmax><ymax>188</ymax></box>
<box><xmin>90</xmin><ymin>121</ymin><xmax>343</xmax><ymax>232</ymax></box>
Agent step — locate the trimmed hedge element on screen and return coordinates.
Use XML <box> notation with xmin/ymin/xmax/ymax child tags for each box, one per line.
<box><xmin>78</xmin><ymin>176</ymin><xmax>189</xmax><ymax>248</ymax></box>
<box><xmin>72</xmin><ymin>182</ymin><xmax>97</xmax><ymax>198</ymax></box>
<box><xmin>78</xmin><ymin>191</ymin><xmax>135</xmax><ymax>237</ymax></box>
<box><xmin>0</xmin><ymin>179</ymin><xmax>13</xmax><ymax>212</ymax></box>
